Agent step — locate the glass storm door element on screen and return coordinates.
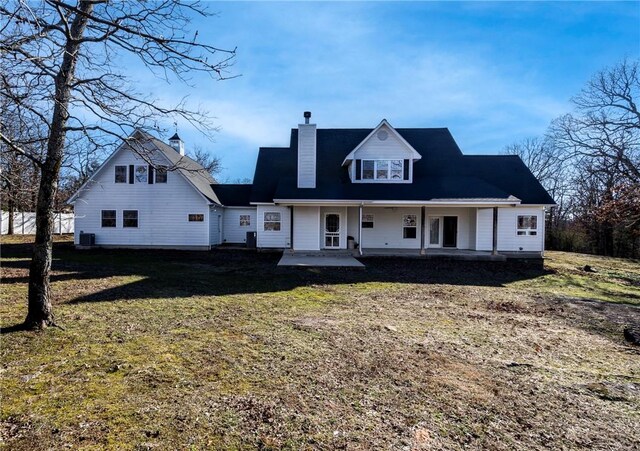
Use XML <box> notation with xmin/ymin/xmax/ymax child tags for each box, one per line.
<box><xmin>324</xmin><ymin>213</ymin><xmax>340</xmax><ymax>248</ymax></box>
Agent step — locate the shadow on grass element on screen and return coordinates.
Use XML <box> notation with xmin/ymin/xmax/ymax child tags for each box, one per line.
<box><xmin>1</xmin><ymin>241</ymin><xmax>552</xmax><ymax>305</ymax></box>
<box><xmin>0</xmin><ymin>323</ymin><xmax>29</xmax><ymax>335</ymax></box>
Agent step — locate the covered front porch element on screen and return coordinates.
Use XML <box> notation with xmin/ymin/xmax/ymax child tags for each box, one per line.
<box><xmin>282</xmin><ymin>201</ymin><xmax>545</xmax><ymax>259</ymax></box>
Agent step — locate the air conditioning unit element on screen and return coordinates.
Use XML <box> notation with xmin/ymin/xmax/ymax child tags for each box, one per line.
<box><xmin>79</xmin><ymin>233</ymin><xmax>95</xmax><ymax>246</ymax></box>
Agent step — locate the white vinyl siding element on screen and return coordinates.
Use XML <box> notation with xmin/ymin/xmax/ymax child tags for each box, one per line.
<box><xmin>292</xmin><ymin>206</ymin><xmax>321</xmax><ymax>250</ymax></box>
<box><xmin>209</xmin><ymin>206</ymin><xmax>222</xmax><ymax>246</ymax></box>
<box><xmin>475</xmin><ymin>207</ymin><xmax>545</xmax><ymax>252</ymax></box>
<box><xmin>297</xmin><ymin>124</ymin><xmax>317</xmax><ymax>188</ymax></box>
<box><xmin>73</xmin><ymin>146</ymin><xmax>211</xmax><ymax>248</ymax></box>
<box><xmin>346</xmin><ymin>207</ymin><xmax>359</xmax><ymax>242</ymax></box>
<box><xmin>476</xmin><ymin>208</ymin><xmax>493</xmax><ymax>251</ymax></box>
<box><xmin>360</xmin><ymin>207</ymin><xmax>421</xmax><ymax>249</ymax></box>
<box><xmin>222</xmin><ymin>207</ymin><xmax>257</xmax><ymax>244</ymax></box>
<box><xmin>256</xmin><ymin>205</ymin><xmax>291</xmax><ymax>248</ymax></box>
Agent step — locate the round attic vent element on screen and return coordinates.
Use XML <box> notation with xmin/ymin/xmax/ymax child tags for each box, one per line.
<box><xmin>377</xmin><ymin>130</ymin><xmax>389</xmax><ymax>141</ymax></box>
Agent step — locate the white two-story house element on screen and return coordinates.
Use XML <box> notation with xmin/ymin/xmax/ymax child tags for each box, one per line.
<box><xmin>69</xmin><ymin>113</ymin><xmax>555</xmax><ymax>257</ymax></box>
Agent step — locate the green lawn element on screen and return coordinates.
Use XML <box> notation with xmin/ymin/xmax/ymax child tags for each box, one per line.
<box><xmin>1</xmin><ymin>235</ymin><xmax>639</xmax><ymax>450</ymax></box>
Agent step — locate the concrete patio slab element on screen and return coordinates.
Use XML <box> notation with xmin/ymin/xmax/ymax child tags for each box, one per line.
<box><xmin>278</xmin><ymin>253</ymin><xmax>365</xmax><ymax>268</ymax></box>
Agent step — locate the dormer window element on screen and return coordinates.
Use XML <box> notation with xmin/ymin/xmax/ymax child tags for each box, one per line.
<box><xmin>343</xmin><ymin>119</ymin><xmax>422</xmax><ymax>184</ymax></box>
<box><xmin>361</xmin><ymin>159</ymin><xmax>406</xmax><ymax>181</ymax></box>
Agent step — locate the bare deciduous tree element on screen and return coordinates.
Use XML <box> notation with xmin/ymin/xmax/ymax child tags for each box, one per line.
<box><xmin>0</xmin><ymin>0</ymin><xmax>235</xmax><ymax>329</ymax></box>
<box><xmin>512</xmin><ymin>59</ymin><xmax>640</xmax><ymax>257</ymax></box>
<box><xmin>188</xmin><ymin>145</ymin><xmax>222</xmax><ymax>179</ymax></box>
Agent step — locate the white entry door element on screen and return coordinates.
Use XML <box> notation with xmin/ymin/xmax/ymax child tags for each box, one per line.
<box><xmin>428</xmin><ymin>216</ymin><xmax>443</xmax><ymax>248</ymax></box>
<box><xmin>324</xmin><ymin>213</ymin><xmax>341</xmax><ymax>248</ymax></box>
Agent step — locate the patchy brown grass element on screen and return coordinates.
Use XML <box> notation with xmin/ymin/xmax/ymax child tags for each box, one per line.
<box><xmin>1</xmin><ymin>236</ymin><xmax>639</xmax><ymax>450</ymax></box>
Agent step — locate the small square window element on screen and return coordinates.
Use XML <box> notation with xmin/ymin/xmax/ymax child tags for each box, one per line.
<box><xmin>239</xmin><ymin>215</ymin><xmax>251</xmax><ymax>226</ymax></box>
<box><xmin>188</xmin><ymin>214</ymin><xmax>204</xmax><ymax>222</ymax></box>
<box><xmin>115</xmin><ymin>166</ymin><xmax>127</xmax><ymax>183</ymax></box>
<box><xmin>123</xmin><ymin>210</ymin><xmax>138</xmax><ymax>228</ymax></box>
<box><xmin>101</xmin><ymin>210</ymin><xmax>116</xmax><ymax>227</ymax></box>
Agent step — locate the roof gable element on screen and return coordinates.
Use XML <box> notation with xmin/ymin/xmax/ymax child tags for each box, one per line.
<box><xmin>341</xmin><ymin>119</ymin><xmax>421</xmax><ymax>165</ymax></box>
<box><xmin>68</xmin><ymin>129</ymin><xmax>220</xmax><ymax>205</ymax></box>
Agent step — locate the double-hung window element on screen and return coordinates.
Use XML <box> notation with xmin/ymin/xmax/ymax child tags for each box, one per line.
<box><xmin>101</xmin><ymin>210</ymin><xmax>116</xmax><ymax>227</ymax></box>
<box><xmin>264</xmin><ymin>212</ymin><xmax>281</xmax><ymax>231</ymax></box>
<box><xmin>135</xmin><ymin>165</ymin><xmax>148</xmax><ymax>183</ymax></box>
<box><xmin>123</xmin><ymin>210</ymin><xmax>138</xmax><ymax>228</ymax></box>
<box><xmin>362</xmin><ymin>160</ymin><xmax>375</xmax><ymax>179</ymax></box>
<box><xmin>403</xmin><ymin>214</ymin><xmax>417</xmax><ymax>239</ymax></box>
<box><xmin>115</xmin><ymin>166</ymin><xmax>127</xmax><ymax>183</ymax></box>
<box><xmin>517</xmin><ymin>215</ymin><xmax>538</xmax><ymax>236</ymax></box>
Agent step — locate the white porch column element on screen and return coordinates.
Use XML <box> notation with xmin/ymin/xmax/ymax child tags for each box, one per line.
<box><xmin>358</xmin><ymin>204</ymin><xmax>363</xmax><ymax>256</ymax></box>
<box><xmin>420</xmin><ymin>206</ymin><xmax>426</xmax><ymax>255</ymax></box>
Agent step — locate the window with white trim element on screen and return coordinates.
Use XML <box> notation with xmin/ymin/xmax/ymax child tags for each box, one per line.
<box><xmin>115</xmin><ymin>166</ymin><xmax>127</xmax><ymax>183</ymax></box>
<box><xmin>123</xmin><ymin>210</ymin><xmax>138</xmax><ymax>228</ymax></box>
<box><xmin>362</xmin><ymin>159</ymin><xmax>404</xmax><ymax>181</ymax></box>
<box><xmin>101</xmin><ymin>210</ymin><xmax>116</xmax><ymax>227</ymax></box>
<box><xmin>264</xmin><ymin>212</ymin><xmax>281</xmax><ymax>231</ymax></box>
<box><xmin>188</xmin><ymin>214</ymin><xmax>204</xmax><ymax>222</ymax></box>
<box><xmin>362</xmin><ymin>214</ymin><xmax>374</xmax><ymax>229</ymax></box>
<box><xmin>155</xmin><ymin>165</ymin><xmax>167</xmax><ymax>183</ymax></box>
<box><xmin>239</xmin><ymin>215</ymin><xmax>251</xmax><ymax>226</ymax></box>
<box><xmin>403</xmin><ymin>214</ymin><xmax>417</xmax><ymax>239</ymax></box>
<box><xmin>517</xmin><ymin>215</ymin><xmax>538</xmax><ymax>236</ymax></box>
<box><xmin>135</xmin><ymin>165</ymin><xmax>148</xmax><ymax>183</ymax></box>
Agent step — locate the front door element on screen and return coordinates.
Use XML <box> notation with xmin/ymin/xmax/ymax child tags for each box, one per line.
<box><xmin>324</xmin><ymin>213</ymin><xmax>341</xmax><ymax>248</ymax></box>
<box><xmin>443</xmin><ymin>216</ymin><xmax>458</xmax><ymax>248</ymax></box>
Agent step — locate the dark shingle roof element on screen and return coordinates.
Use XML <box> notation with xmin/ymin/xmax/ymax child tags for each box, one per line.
<box><xmin>248</xmin><ymin>127</ymin><xmax>554</xmax><ymax>205</ymax></box>
<box><xmin>212</xmin><ymin>184</ymin><xmax>253</xmax><ymax>206</ymax></box>
<box><xmin>250</xmin><ymin>147</ymin><xmax>293</xmax><ymax>203</ymax></box>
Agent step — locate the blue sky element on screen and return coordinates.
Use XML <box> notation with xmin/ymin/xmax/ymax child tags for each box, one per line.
<box><xmin>138</xmin><ymin>1</ymin><xmax>639</xmax><ymax>181</ymax></box>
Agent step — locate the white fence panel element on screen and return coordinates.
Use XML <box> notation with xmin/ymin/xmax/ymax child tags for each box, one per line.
<box><xmin>0</xmin><ymin>211</ymin><xmax>74</xmax><ymax>235</ymax></box>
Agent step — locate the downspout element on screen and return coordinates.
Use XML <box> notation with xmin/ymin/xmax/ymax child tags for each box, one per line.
<box><xmin>541</xmin><ymin>206</ymin><xmax>546</xmax><ymax>257</ymax></box>
<box><xmin>492</xmin><ymin>207</ymin><xmax>498</xmax><ymax>256</ymax></box>
<box><xmin>358</xmin><ymin>203</ymin><xmax>363</xmax><ymax>256</ymax></box>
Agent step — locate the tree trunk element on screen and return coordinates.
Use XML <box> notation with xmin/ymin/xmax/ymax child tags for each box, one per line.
<box><xmin>7</xmin><ymin>196</ymin><xmax>14</xmax><ymax>235</ymax></box>
<box><xmin>24</xmin><ymin>2</ymin><xmax>93</xmax><ymax>329</ymax></box>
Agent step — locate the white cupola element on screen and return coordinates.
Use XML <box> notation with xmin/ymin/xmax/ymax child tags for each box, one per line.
<box><xmin>169</xmin><ymin>133</ymin><xmax>185</xmax><ymax>156</ymax></box>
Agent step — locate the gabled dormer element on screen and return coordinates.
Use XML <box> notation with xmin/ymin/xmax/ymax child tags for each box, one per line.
<box><xmin>342</xmin><ymin>119</ymin><xmax>422</xmax><ymax>183</ymax></box>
